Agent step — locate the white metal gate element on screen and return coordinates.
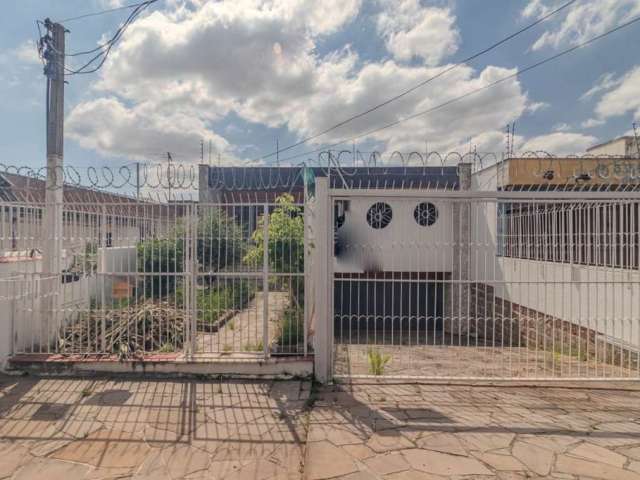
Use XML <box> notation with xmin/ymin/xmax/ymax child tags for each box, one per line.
<box><xmin>329</xmin><ymin>189</ymin><xmax>640</xmax><ymax>380</ymax></box>
<box><xmin>5</xmin><ymin>199</ymin><xmax>306</xmax><ymax>360</ymax></box>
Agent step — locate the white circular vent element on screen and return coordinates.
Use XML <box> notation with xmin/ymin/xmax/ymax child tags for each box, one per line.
<box><xmin>414</xmin><ymin>202</ymin><xmax>438</xmax><ymax>226</ymax></box>
<box><xmin>366</xmin><ymin>202</ymin><xmax>393</xmax><ymax>229</ymax></box>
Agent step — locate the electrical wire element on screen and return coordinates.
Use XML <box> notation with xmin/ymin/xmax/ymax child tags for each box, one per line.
<box><xmin>272</xmin><ymin>14</ymin><xmax>640</xmax><ymax>165</ymax></box>
<box><xmin>57</xmin><ymin>1</ymin><xmax>154</xmax><ymax>23</ymax></box>
<box><xmin>250</xmin><ymin>0</ymin><xmax>579</xmax><ymax>162</ymax></box>
<box><xmin>63</xmin><ymin>1</ymin><xmax>159</xmax><ymax>75</ymax></box>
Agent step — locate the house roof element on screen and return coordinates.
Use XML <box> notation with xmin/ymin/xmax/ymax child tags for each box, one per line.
<box><xmin>0</xmin><ymin>172</ymin><xmax>177</xmax><ymax>218</ymax></box>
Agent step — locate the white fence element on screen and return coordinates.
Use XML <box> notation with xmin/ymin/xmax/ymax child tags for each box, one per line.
<box><xmin>321</xmin><ymin>187</ymin><xmax>640</xmax><ymax>381</ymax></box>
<box><xmin>1</xmin><ymin>199</ymin><xmax>307</xmax><ymax>361</ymax></box>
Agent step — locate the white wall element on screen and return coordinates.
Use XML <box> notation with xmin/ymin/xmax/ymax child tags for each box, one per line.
<box><xmin>334</xmin><ymin>197</ymin><xmax>454</xmax><ymax>273</ymax></box>
<box><xmin>470</xmin><ymin>165</ymin><xmax>640</xmax><ymax>349</ymax></box>
<box><xmin>98</xmin><ymin>246</ymin><xmax>137</xmax><ymax>274</ymax></box>
<box><xmin>501</xmin><ymin>258</ymin><xmax>640</xmax><ymax>348</ymax></box>
<box><xmin>0</xmin><ymin>273</ymin><xmax>92</xmax><ymax>367</ymax></box>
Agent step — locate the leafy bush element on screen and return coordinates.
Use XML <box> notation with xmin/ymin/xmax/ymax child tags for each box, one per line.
<box><xmin>137</xmin><ymin>236</ymin><xmax>185</xmax><ymax>297</ymax></box>
<box><xmin>137</xmin><ymin>207</ymin><xmax>245</xmax><ymax>299</ymax></box>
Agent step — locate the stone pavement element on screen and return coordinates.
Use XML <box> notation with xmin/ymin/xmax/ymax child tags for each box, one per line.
<box><xmin>305</xmin><ymin>381</ymin><xmax>640</xmax><ymax>479</ymax></box>
<box><xmin>0</xmin><ymin>375</ymin><xmax>309</xmax><ymax>480</ymax></box>
<box><xmin>1</xmin><ymin>375</ymin><xmax>640</xmax><ymax>479</ymax></box>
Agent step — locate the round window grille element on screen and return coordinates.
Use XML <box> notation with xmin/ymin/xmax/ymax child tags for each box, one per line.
<box><xmin>366</xmin><ymin>202</ymin><xmax>393</xmax><ymax>229</ymax></box>
<box><xmin>414</xmin><ymin>202</ymin><xmax>438</xmax><ymax>226</ymax></box>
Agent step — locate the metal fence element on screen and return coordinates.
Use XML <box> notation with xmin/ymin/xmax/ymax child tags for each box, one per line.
<box><xmin>331</xmin><ymin>191</ymin><xmax>640</xmax><ymax>380</ymax></box>
<box><xmin>3</xmin><ymin>198</ymin><xmax>306</xmax><ymax>359</ymax></box>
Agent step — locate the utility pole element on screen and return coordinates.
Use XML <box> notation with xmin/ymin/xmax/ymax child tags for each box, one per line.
<box><xmin>276</xmin><ymin>138</ymin><xmax>279</xmax><ymax>167</ymax></box>
<box><xmin>208</xmin><ymin>139</ymin><xmax>212</xmax><ymax>165</ymax></box>
<box><xmin>200</xmin><ymin>139</ymin><xmax>204</xmax><ymax>164</ymax></box>
<box><xmin>41</xmin><ymin>18</ymin><xmax>65</xmax><ymax>342</ymax></box>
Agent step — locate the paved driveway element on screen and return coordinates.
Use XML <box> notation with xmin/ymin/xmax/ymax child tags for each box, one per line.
<box><xmin>1</xmin><ymin>375</ymin><xmax>640</xmax><ymax>479</ymax></box>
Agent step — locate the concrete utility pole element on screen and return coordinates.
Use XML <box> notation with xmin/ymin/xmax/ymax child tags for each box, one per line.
<box><xmin>41</xmin><ymin>18</ymin><xmax>65</xmax><ymax>343</ymax></box>
<box><xmin>42</xmin><ymin>19</ymin><xmax>65</xmax><ymax>278</ymax></box>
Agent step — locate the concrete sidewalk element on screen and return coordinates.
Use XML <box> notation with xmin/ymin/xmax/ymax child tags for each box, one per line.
<box><xmin>1</xmin><ymin>375</ymin><xmax>640</xmax><ymax>479</ymax></box>
<box><xmin>306</xmin><ymin>381</ymin><xmax>640</xmax><ymax>479</ymax></box>
<box><xmin>0</xmin><ymin>375</ymin><xmax>309</xmax><ymax>480</ymax></box>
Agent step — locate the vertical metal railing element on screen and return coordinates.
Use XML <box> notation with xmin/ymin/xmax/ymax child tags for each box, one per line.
<box><xmin>2</xmin><ymin>198</ymin><xmax>308</xmax><ymax>360</ymax></box>
<box><xmin>330</xmin><ymin>190</ymin><xmax>640</xmax><ymax>380</ymax></box>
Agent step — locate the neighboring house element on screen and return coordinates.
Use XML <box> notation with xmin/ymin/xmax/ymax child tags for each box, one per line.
<box><xmin>0</xmin><ymin>171</ymin><xmax>173</xmax><ymax>254</ymax></box>
<box><xmin>587</xmin><ymin>136</ymin><xmax>640</xmax><ymax>158</ymax></box>
<box><xmin>472</xmin><ymin>156</ymin><xmax>640</xmax><ymax>350</ymax></box>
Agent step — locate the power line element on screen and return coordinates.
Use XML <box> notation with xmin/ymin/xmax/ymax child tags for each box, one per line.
<box><xmin>273</xmin><ymin>14</ymin><xmax>640</xmax><ymax>165</ymax></box>
<box><xmin>64</xmin><ymin>1</ymin><xmax>159</xmax><ymax>75</ymax></box>
<box><xmin>57</xmin><ymin>1</ymin><xmax>154</xmax><ymax>23</ymax></box>
<box><xmin>250</xmin><ymin>0</ymin><xmax>579</xmax><ymax>163</ymax></box>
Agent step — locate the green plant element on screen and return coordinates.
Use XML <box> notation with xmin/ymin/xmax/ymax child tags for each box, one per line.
<box><xmin>276</xmin><ymin>308</ymin><xmax>304</xmax><ymax>350</ymax></box>
<box><xmin>136</xmin><ymin>207</ymin><xmax>245</xmax><ymax>299</ymax></box>
<box><xmin>228</xmin><ymin>320</ymin><xmax>236</xmax><ymax>331</ymax></box>
<box><xmin>222</xmin><ymin>344</ymin><xmax>232</xmax><ymax>353</ymax></box>
<box><xmin>80</xmin><ymin>387</ymin><xmax>93</xmax><ymax>398</ymax></box>
<box><xmin>244</xmin><ymin>194</ymin><xmax>304</xmax><ymax>275</ymax></box>
<box><xmin>367</xmin><ymin>348</ymin><xmax>391</xmax><ymax>376</ymax></box>
<box><xmin>243</xmin><ymin>340</ymin><xmax>264</xmax><ymax>352</ymax></box>
<box><xmin>137</xmin><ymin>235</ymin><xmax>185</xmax><ymax>297</ymax></box>
<box><xmin>159</xmin><ymin>342</ymin><xmax>175</xmax><ymax>353</ymax></box>
<box><xmin>176</xmin><ymin>280</ymin><xmax>254</xmax><ymax>327</ymax></box>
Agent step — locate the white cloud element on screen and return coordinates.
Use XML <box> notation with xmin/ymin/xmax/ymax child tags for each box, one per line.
<box><xmin>522</xmin><ymin>0</ymin><xmax>640</xmax><ymax>51</ymax></box>
<box><xmin>581</xmin><ymin>118</ymin><xmax>605</xmax><ymax>128</ymax></box>
<box><xmin>594</xmin><ymin>66</ymin><xmax>640</xmax><ymax>120</ymax></box>
<box><xmin>553</xmin><ymin>122</ymin><xmax>571</xmax><ymax>132</ymax></box>
<box><xmin>67</xmin><ymin>0</ymin><xmax>533</xmax><ymax>162</ymax></box>
<box><xmin>520</xmin><ymin>132</ymin><xmax>598</xmax><ymax>155</ymax></box>
<box><xmin>377</xmin><ymin>0</ymin><xmax>459</xmax><ymax>65</ymax></box>
<box><xmin>66</xmin><ymin>97</ymin><xmax>230</xmax><ymax>161</ymax></box>
<box><xmin>580</xmin><ymin>72</ymin><xmax>621</xmax><ymax>101</ymax></box>
<box><xmin>526</xmin><ymin>101</ymin><xmax>549</xmax><ymax>114</ymax></box>
<box><xmin>575</xmin><ymin>66</ymin><xmax>640</xmax><ymax>128</ymax></box>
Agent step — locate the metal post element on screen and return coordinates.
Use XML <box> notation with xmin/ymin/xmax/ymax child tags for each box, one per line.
<box><xmin>262</xmin><ymin>204</ymin><xmax>270</xmax><ymax>358</ymax></box>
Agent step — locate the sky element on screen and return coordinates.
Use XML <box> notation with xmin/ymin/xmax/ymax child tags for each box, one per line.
<box><xmin>1</xmin><ymin>0</ymin><xmax>640</xmax><ymax>175</ymax></box>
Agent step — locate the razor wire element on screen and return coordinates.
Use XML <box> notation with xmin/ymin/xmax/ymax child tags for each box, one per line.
<box><xmin>1</xmin><ymin>151</ymin><xmax>639</xmax><ymax>202</ymax></box>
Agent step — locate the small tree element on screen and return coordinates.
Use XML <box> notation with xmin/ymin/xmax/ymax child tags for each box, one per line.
<box><xmin>243</xmin><ymin>194</ymin><xmax>304</xmax><ymax>274</ymax></box>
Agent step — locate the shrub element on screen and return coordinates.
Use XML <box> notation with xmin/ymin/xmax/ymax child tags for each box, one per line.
<box><xmin>137</xmin><ymin>207</ymin><xmax>245</xmax><ymax>299</ymax></box>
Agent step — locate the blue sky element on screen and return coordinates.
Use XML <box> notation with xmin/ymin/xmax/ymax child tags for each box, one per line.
<box><xmin>0</xmin><ymin>0</ymin><xmax>639</xmax><ymax>174</ymax></box>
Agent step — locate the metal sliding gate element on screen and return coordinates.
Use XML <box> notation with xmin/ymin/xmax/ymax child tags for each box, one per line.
<box><xmin>330</xmin><ymin>190</ymin><xmax>640</xmax><ymax>380</ymax></box>
<box><xmin>6</xmin><ymin>199</ymin><xmax>306</xmax><ymax>360</ymax></box>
